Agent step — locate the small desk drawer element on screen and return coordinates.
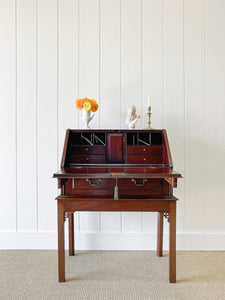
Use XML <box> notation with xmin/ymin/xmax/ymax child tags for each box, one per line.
<box><xmin>70</xmin><ymin>155</ymin><xmax>106</xmax><ymax>164</ymax></box>
<box><xmin>64</xmin><ymin>178</ymin><xmax>166</xmax><ymax>197</ymax></box>
<box><xmin>71</xmin><ymin>145</ymin><xmax>105</xmax><ymax>155</ymax></box>
<box><xmin>69</xmin><ymin>178</ymin><xmax>115</xmax><ymax>189</ymax></box>
<box><xmin>65</xmin><ymin>178</ymin><xmax>114</xmax><ymax>197</ymax></box>
<box><xmin>118</xmin><ymin>178</ymin><xmax>162</xmax><ymax>189</ymax></box>
<box><xmin>127</xmin><ymin>154</ymin><xmax>163</xmax><ymax>164</ymax></box>
<box><xmin>127</xmin><ymin>146</ymin><xmax>162</xmax><ymax>155</ymax></box>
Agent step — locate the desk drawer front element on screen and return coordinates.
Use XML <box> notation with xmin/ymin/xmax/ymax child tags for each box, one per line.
<box><xmin>66</xmin><ymin>178</ymin><xmax>161</xmax><ymax>189</ymax></box>
<box><xmin>71</xmin><ymin>145</ymin><xmax>105</xmax><ymax>155</ymax></box>
<box><xmin>119</xmin><ymin>178</ymin><xmax>162</xmax><ymax>189</ymax></box>
<box><xmin>70</xmin><ymin>155</ymin><xmax>106</xmax><ymax>164</ymax></box>
<box><xmin>127</xmin><ymin>155</ymin><xmax>163</xmax><ymax>164</ymax></box>
<box><xmin>64</xmin><ymin>178</ymin><xmax>168</xmax><ymax>197</ymax></box>
<box><xmin>65</xmin><ymin>179</ymin><xmax>114</xmax><ymax>197</ymax></box>
<box><xmin>127</xmin><ymin>146</ymin><xmax>162</xmax><ymax>155</ymax></box>
<box><xmin>67</xmin><ymin>178</ymin><xmax>115</xmax><ymax>189</ymax></box>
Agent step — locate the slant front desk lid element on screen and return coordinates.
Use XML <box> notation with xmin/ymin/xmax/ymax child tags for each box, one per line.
<box><xmin>53</xmin><ymin>167</ymin><xmax>182</xmax><ymax>178</ymax></box>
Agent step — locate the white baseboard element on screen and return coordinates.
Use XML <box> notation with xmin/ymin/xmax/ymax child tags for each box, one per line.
<box><xmin>0</xmin><ymin>232</ymin><xmax>225</xmax><ymax>250</ymax></box>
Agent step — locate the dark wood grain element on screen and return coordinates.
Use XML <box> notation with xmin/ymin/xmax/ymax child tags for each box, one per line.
<box><xmin>169</xmin><ymin>201</ymin><xmax>176</xmax><ymax>283</ymax></box>
<box><xmin>107</xmin><ymin>133</ymin><xmax>126</xmax><ymax>163</ymax></box>
<box><xmin>127</xmin><ymin>145</ymin><xmax>163</xmax><ymax>155</ymax></box>
<box><xmin>70</xmin><ymin>145</ymin><xmax>105</xmax><ymax>155</ymax></box>
<box><xmin>68</xmin><ymin>212</ymin><xmax>75</xmax><ymax>256</ymax></box>
<box><xmin>53</xmin><ymin>166</ymin><xmax>182</xmax><ymax>178</ymax></box>
<box><xmin>162</xmin><ymin>129</ymin><xmax>173</xmax><ymax>167</ymax></box>
<box><xmin>61</xmin><ymin>129</ymin><xmax>70</xmax><ymax>167</ymax></box>
<box><xmin>54</xmin><ymin>129</ymin><xmax>181</xmax><ymax>283</ymax></box>
<box><xmin>127</xmin><ymin>154</ymin><xmax>163</xmax><ymax>164</ymax></box>
<box><xmin>58</xmin><ymin>202</ymin><xmax>65</xmax><ymax>282</ymax></box>
<box><xmin>157</xmin><ymin>212</ymin><xmax>164</xmax><ymax>257</ymax></box>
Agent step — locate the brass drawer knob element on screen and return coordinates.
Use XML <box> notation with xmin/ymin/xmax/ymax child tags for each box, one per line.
<box><xmin>131</xmin><ymin>178</ymin><xmax>148</xmax><ymax>187</ymax></box>
<box><xmin>86</xmin><ymin>178</ymin><xmax>102</xmax><ymax>186</ymax></box>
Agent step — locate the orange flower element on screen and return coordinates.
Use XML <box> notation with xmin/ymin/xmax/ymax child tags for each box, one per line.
<box><xmin>90</xmin><ymin>102</ymin><xmax>98</xmax><ymax>112</ymax></box>
<box><xmin>76</xmin><ymin>99</ymin><xmax>84</xmax><ymax>110</ymax></box>
<box><xmin>75</xmin><ymin>97</ymin><xmax>98</xmax><ymax>112</ymax></box>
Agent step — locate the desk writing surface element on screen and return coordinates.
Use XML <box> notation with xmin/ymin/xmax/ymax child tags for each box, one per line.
<box><xmin>53</xmin><ymin>166</ymin><xmax>182</xmax><ymax>178</ymax></box>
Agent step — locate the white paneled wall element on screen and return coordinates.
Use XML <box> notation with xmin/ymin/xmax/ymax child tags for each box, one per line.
<box><xmin>1</xmin><ymin>0</ymin><xmax>225</xmax><ymax>250</ymax></box>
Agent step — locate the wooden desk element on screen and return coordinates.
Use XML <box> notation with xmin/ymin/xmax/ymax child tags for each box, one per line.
<box><xmin>53</xmin><ymin>129</ymin><xmax>182</xmax><ymax>283</ymax></box>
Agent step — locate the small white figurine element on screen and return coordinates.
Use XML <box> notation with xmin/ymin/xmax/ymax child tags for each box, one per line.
<box><xmin>125</xmin><ymin>105</ymin><xmax>140</xmax><ymax>129</ymax></box>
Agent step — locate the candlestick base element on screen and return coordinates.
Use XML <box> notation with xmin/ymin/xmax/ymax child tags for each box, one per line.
<box><xmin>144</xmin><ymin>106</ymin><xmax>154</xmax><ymax>130</ymax></box>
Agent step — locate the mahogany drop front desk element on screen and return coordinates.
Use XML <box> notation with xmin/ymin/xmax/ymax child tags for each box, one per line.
<box><xmin>53</xmin><ymin>129</ymin><xmax>182</xmax><ymax>283</ymax></box>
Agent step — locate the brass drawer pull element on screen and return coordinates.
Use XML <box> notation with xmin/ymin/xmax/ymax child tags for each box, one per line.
<box><xmin>131</xmin><ymin>178</ymin><xmax>148</xmax><ymax>187</ymax></box>
<box><xmin>86</xmin><ymin>178</ymin><xmax>102</xmax><ymax>186</ymax></box>
<box><xmin>111</xmin><ymin>172</ymin><xmax>125</xmax><ymax>176</ymax></box>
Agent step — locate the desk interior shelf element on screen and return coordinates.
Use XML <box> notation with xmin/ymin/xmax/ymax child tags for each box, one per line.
<box><xmin>62</xmin><ymin>129</ymin><xmax>170</xmax><ymax>167</ymax></box>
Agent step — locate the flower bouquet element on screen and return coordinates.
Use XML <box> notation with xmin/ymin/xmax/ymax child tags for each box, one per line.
<box><xmin>76</xmin><ymin>97</ymin><xmax>98</xmax><ymax>128</ymax></box>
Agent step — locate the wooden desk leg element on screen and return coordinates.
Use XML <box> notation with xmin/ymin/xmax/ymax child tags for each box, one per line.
<box><xmin>157</xmin><ymin>212</ymin><xmax>164</xmax><ymax>257</ymax></box>
<box><xmin>58</xmin><ymin>202</ymin><xmax>65</xmax><ymax>282</ymax></box>
<box><xmin>169</xmin><ymin>202</ymin><xmax>176</xmax><ymax>283</ymax></box>
<box><xmin>68</xmin><ymin>212</ymin><xmax>75</xmax><ymax>256</ymax></box>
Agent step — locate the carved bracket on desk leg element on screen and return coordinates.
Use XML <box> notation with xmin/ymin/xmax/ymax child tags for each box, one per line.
<box><xmin>64</xmin><ymin>210</ymin><xmax>75</xmax><ymax>221</ymax></box>
<box><xmin>164</xmin><ymin>177</ymin><xmax>177</xmax><ymax>188</ymax></box>
<box><xmin>65</xmin><ymin>209</ymin><xmax>76</xmax><ymax>215</ymax></box>
<box><xmin>163</xmin><ymin>212</ymin><xmax>170</xmax><ymax>223</ymax></box>
<box><xmin>64</xmin><ymin>212</ymin><xmax>69</xmax><ymax>222</ymax></box>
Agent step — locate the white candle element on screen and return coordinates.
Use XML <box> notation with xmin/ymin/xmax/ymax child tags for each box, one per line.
<box><xmin>148</xmin><ymin>96</ymin><xmax>151</xmax><ymax>107</ymax></box>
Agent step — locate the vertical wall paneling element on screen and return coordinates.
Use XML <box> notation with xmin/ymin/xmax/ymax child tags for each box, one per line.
<box><xmin>58</xmin><ymin>0</ymin><xmax>79</xmax><ymax>157</ymax></box>
<box><xmin>0</xmin><ymin>0</ymin><xmax>17</xmax><ymax>231</ymax></box>
<box><xmin>100</xmin><ymin>0</ymin><xmax>121</xmax><ymax>129</ymax></box>
<box><xmin>79</xmin><ymin>0</ymin><xmax>100</xmax><ymax>233</ymax></box>
<box><xmin>121</xmin><ymin>0</ymin><xmax>142</xmax><ymax>128</ymax></box>
<box><xmin>122</xmin><ymin>212</ymin><xmax>142</xmax><ymax>233</ymax></box>
<box><xmin>79</xmin><ymin>212</ymin><xmax>100</xmax><ymax>233</ymax></box>
<box><xmin>99</xmin><ymin>0</ymin><xmax>121</xmax><ymax>233</ymax></box>
<box><xmin>184</xmin><ymin>0</ymin><xmax>205</xmax><ymax>232</ymax></box>
<box><xmin>37</xmin><ymin>0</ymin><xmax>58</xmax><ymax>231</ymax></box>
<box><xmin>17</xmin><ymin>0</ymin><xmax>37</xmax><ymax>231</ymax></box>
<box><xmin>142</xmin><ymin>0</ymin><xmax>163</xmax><ymax>129</ymax></box>
<box><xmin>78</xmin><ymin>0</ymin><xmax>100</xmax><ymax>129</ymax></box>
<box><xmin>1</xmin><ymin>0</ymin><xmax>225</xmax><ymax>250</ymax></box>
<box><xmin>205</xmin><ymin>0</ymin><xmax>225</xmax><ymax>231</ymax></box>
<box><xmin>58</xmin><ymin>0</ymin><xmax>79</xmax><ymax>232</ymax></box>
<box><xmin>121</xmin><ymin>0</ymin><xmax>142</xmax><ymax>233</ymax></box>
<box><xmin>163</xmin><ymin>0</ymin><xmax>185</xmax><ymax>233</ymax></box>
<box><xmin>142</xmin><ymin>0</ymin><xmax>163</xmax><ymax>233</ymax></box>
<box><xmin>100</xmin><ymin>212</ymin><xmax>121</xmax><ymax>233</ymax></box>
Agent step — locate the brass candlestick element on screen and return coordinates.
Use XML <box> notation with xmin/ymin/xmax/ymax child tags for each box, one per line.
<box><xmin>145</xmin><ymin>106</ymin><xmax>154</xmax><ymax>129</ymax></box>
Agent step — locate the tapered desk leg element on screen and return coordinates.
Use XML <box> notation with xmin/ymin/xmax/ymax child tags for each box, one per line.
<box><xmin>68</xmin><ymin>212</ymin><xmax>75</xmax><ymax>256</ymax></box>
<box><xmin>157</xmin><ymin>212</ymin><xmax>164</xmax><ymax>257</ymax></box>
<box><xmin>169</xmin><ymin>202</ymin><xmax>176</xmax><ymax>283</ymax></box>
<box><xmin>58</xmin><ymin>202</ymin><xmax>65</xmax><ymax>282</ymax></box>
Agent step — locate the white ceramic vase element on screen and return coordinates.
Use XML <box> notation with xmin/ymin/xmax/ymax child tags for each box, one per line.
<box><xmin>81</xmin><ymin>109</ymin><xmax>94</xmax><ymax>129</ymax></box>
